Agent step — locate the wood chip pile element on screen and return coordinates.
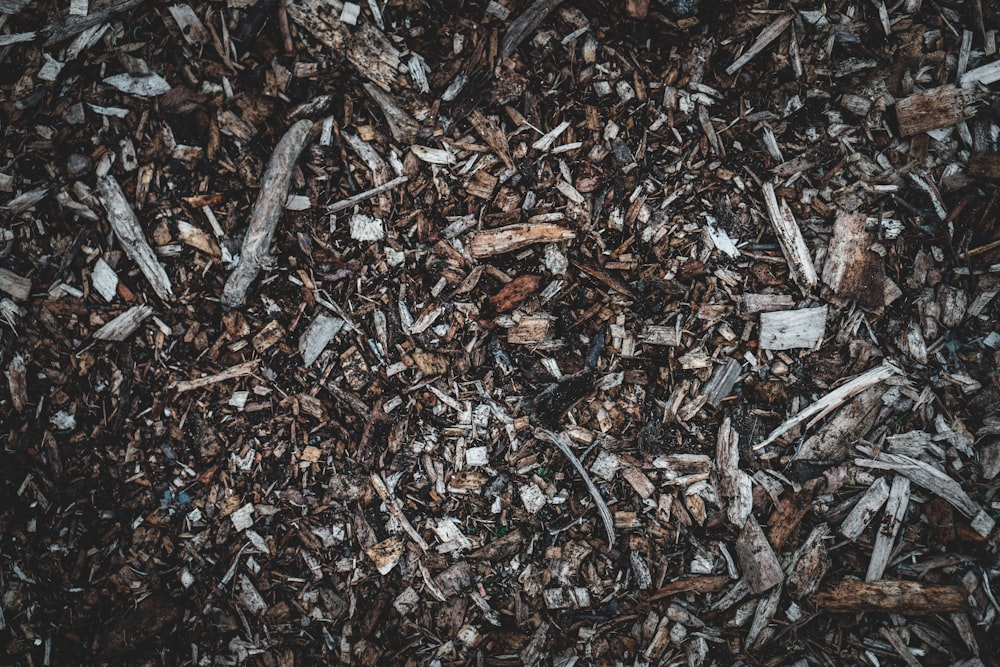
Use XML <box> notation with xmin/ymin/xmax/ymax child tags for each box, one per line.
<box><xmin>1</xmin><ymin>0</ymin><xmax>999</xmax><ymax>664</ymax></box>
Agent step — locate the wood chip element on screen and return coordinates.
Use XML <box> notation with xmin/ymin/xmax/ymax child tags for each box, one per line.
<box><xmin>96</xmin><ymin>175</ymin><xmax>173</xmax><ymax>301</ymax></box>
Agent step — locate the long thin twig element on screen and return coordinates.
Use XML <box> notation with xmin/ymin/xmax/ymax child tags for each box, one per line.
<box><xmin>327</xmin><ymin>175</ymin><xmax>408</xmax><ymax>214</ymax></box>
<box><xmin>536</xmin><ymin>428</ymin><xmax>616</xmax><ymax>546</ymax></box>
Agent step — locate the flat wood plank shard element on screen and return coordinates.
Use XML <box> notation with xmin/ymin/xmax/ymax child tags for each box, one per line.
<box><xmin>762</xmin><ymin>182</ymin><xmax>817</xmax><ymax>294</ymax></box>
<box><xmin>95</xmin><ymin>174</ymin><xmax>173</xmax><ymax>301</ymax></box>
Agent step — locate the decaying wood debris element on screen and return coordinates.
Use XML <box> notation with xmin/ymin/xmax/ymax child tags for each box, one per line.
<box><xmin>2</xmin><ymin>0</ymin><xmax>1000</xmax><ymax>664</ymax></box>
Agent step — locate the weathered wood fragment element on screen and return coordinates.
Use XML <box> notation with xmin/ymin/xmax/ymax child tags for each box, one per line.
<box><xmin>735</xmin><ymin>514</ymin><xmax>783</xmax><ymax>594</ymax></box>
<box><xmin>725</xmin><ymin>14</ymin><xmax>795</xmax><ymax>75</ymax></box>
<box><xmin>840</xmin><ymin>476</ymin><xmax>890</xmax><ymax>540</ymax></box>
<box><xmin>716</xmin><ymin>417</ymin><xmax>752</xmax><ymax>527</ymax></box>
<box><xmin>0</xmin><ymin>268</ymin><xmax>31</xmax><ymax>301</ymax></box>
<box><xmin>327</xmin><ymin>175</ymin><xmax>408</xmax><ymax>214</ymax></box>
<box><xmin>222</xmin><ymin>119</ymin><xmax>313</xmax><ymax>308</ymax></box>
<box><xmin>866</xmin><ymin>475</ymin><xmax>910</xmax><ymax>582</ymax></box>
<box><xmin>762</xmin><ymin>182</ymin><xmax>817</xmax><ymax>294</ymax></box>
<box><xmin>895</xmin><ymin>85</ymin><xmax>982</xmax><ymax>137</ymax></box>
<box><xmin>792</xmin><ymin>386</ymin><xmax>883</xmax><ymax>463</ymax></box>
<box><xmin>93</xmin><ymin>304</ymin><xmax>153</xmax><ymax>341</ymax></box>
<box><xmin>857</xmin><ymin>451</ymin><xmax>996</xmax><ymax>537</ymax></box>
<box><xmin>95</xmin><ymin>175</ymin><xmax>173</xmax><ymax>300</ymax></box>
<box><xmin>814</xmin><ymin>580</ymin><xmax>970</xmax><ymax>613</ymax></box>
<box><xmin>786</xmin><ymin>523</ymin><xmax>830</xmax><ymax>598</ymax></box>
<box><xmin>759</xmin><ymin>306</ymin><xmax>827</xmax><ymax>350</ymax></box>
<box><xmin>468</xmin><ymin>223</ymin><xmax>575</xmax><ymax>258</ymax></box>
<box><xmin>171</xmin><ymin>360</ymin><xmax>258</xmax><ymax>393</ymax></box>
<box><xmin>363</xmin><ymin>84</ymin><xmax>419</xmax><ymax>143</ymax></box>
<box><xmin>822</xmin><ymin>211</ymin><xmax>885</xmax><ymax>311</ymax></box>
<box><xmin>755</xmin><ymin>362</ymin><xmax>899</xmax><ymax>449</ymax></box>
<box><xmin>4</xmin><ymin>353</ymin><xmax>27</xmax><ymax>412</ymax></box>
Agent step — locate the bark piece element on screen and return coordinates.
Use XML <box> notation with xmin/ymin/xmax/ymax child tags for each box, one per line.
<box><xmin>895</xmin><ymin>85</ymin><xmax>982</xmax><ymax>137</ymax></box>
<box><xmin>222</xmin><ymin>119</ymin><xmax>313</xmax><ymax>308</ymax></box>
<box><xmin>286</xmin><ymin>1</ymin><xmax>408</xmax><ymax>93</ymax></box>
<box><xmin>822</xmin><ymin>211</ymin><xmax>885</xmax><ymax>311</ymax></box>
<box><xmin>814</xmin><ymin>580</ymin><xmax>969</xmax><ymax>613</ymax></box>
<box><xmin>735</xmin><ymin>514</ymin><xmax>783</xmax><ymax>594</ymax></box>
<box><xmin>468</xmin><ymin>223</ymin><xmax>575</xmax><ymax>258</ymax></box>
<box><xmin>96</xmin><ymin>175</ymin><xmax>173</xmax><ymax>300</ymax></box>
<box><xmin>468</xmin><ymin>110</ymin><xmax>514</xmax><ymax>169</ymax></box>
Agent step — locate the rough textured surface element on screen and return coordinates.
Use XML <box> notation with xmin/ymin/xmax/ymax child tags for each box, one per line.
<box><xmin>2</xmin><ymin>0</ymin><xmax>1000</xmax><ymax>665</ymax></box>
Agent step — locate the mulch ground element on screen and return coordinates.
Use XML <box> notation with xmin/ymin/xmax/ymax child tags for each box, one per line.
<box><xmin>2</xmin><ymin>0</ymin><xmax>1000</xmax><ymax>665</ymax></box>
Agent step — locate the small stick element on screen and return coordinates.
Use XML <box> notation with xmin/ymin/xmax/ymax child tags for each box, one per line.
<box><xmin>171</xmin><ymin>360</ymin><xmax>258</xmax><ymax>393</ymax></box>
<box><xmin>327</xmin><ymin>175</ymin><xmax>408</xmax><ymax>214</ymax></box>
<box><xmin>222</xmin><ymin>119</ymin><xmax>314</xmax><ymax>308</ymax></box>
<box><xmin>536</xmin><ymin>429</ymin><xmax>616</xmax><ymax>546</ymax></box>
<box><xmin>725</xmin><ymin>13</ymin><xmax>795</xmax><ymax>75</ymax></box>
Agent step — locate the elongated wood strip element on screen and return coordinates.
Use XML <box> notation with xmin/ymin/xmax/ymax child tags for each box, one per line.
<box><xmin>645</xmin><ymin>575</ymin><xmax>730</xmax><ymax>602</ymax></box>
<box><xmin>717</xmin><ymin>417</ymin><xmax>752</xmax><ymax>528</ymax></box>
<box><xmin>762</xmin><ymin>181</ymin><xmax>817</xmax><ymax>294</ymax></box>
<box><xmin>222</xmin><ymin>119</ymin><xmax>313</xmax><ymax>308</ymax></box>
<box><xmin>857</xmin><ymin>451</ymin><xmax>996</xmax><ymax>537</ymax></box>
<box><xmin>328</xmin><ymin>175</ymin><xmax>409</xmax><ymax>214</ymax></box>
<box><xmin>536</xmin><ymin>428</ymin><xmax>615</xmax><ymax>546</ymax></box>
<box><xmin>725</xmin><ymin>13</ymin><xmax>795</xmax><ymax>75</ymax></box>
<box><xmin>96</xmin><ymin>174</ymin><xmax>173</xmax><ymax>300</ymax></box>
<box><xmin>866</xmin><ymin>475</ymin><xmax>910</xmax><ymax>582</ymax></box>
<box><xmin>814</xmin><ymin>580</ymin><xmax>969</xmax><ymax>613</ymax></box>
<box><xmin>92</xmin><ymin>304</ymin><xmax>153</xmax><ymax>341</ymax></box>
<box><xmin>468</xmin><ymin>223</ymin><xmax>575</xmax><ymax>258</ymax></box>
<box><xmin>755</xmin><ymin>362</ymin><xmax>899</xmax><ymax>449</ymax></box>
<box><xmin>171</xmin><ymin>360</ymin><xmax>258</xmax><ymax>393</ymax></box>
